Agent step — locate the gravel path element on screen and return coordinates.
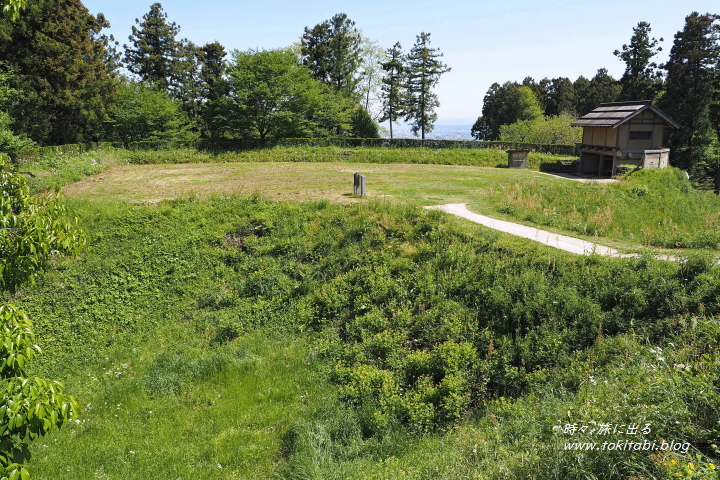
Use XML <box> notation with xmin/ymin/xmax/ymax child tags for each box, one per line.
<box><xmin>425</xmin><ymin>203</ymin><xmax>679</xmax><ymax>260</ymax></box>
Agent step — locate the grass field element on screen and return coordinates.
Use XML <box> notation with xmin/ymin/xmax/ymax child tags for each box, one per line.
<box><xmin>58</xmin><ymin>161</ymin><xmax>552</xmax><ymax>207</ymax></box>
<box><xmin>49</xmin><ymin>148</ymin><xmax>720</xmax><ymax>255</ymax></box>
<box><xmin>11</xmin><ymin>147</ymin><xmax>720</xmax><ymax>479</ymax></box>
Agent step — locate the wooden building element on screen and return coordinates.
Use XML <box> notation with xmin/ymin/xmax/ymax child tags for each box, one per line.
<box><xmin>570</xmin><ymin>101</ymin><xmax>680</xmax><ymax>177</ymax></box>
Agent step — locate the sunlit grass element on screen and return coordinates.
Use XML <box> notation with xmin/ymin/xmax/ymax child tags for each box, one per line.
<box><xmin>483</xmin><ymin>168</ymin><xmax>720</xmax><ymax>249</ymax></box>
<box><xmin>14</xmin><ymin>149</ymin><xmax>720</xmax><ymax>479</ymax></box>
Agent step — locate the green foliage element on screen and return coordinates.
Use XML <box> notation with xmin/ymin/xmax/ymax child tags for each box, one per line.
<box><xmin>403</xmin><ymin>32</ymin><xmax>450</xmax><ymax>140</ymax></box>
<box><xmin>576</xmin><ymin>68</ymin><xmax>621</xmax><ymax>116</ymax></box>
<box><xmin>543</xmin><ymin>77</ymin><xmax>577</xmax><ymax>116</ymax></box>
<box><xmin>224</xmin><ymin>49</ymin><xmax>322</xmax><ymax>139</ymax></box>
<box><xmin>476</xmin><ymin>69</ymin><xmax>622</xmax><ymax>140</ymax></box>
<box><xmin>123</xmin><ymin>4</ymin><xmax>228</xmax><ymax>139</ymax></box>
<box><xmin>123</xmin><ymin>2</ymin><xmax>180</xmax><ymax>92</ymax></box>
<box><xmin>109</xmin><ymin>81</ymin><xmax>197</xmax><ymax>147</ymax></box>
<box><xmin>0</xmin><ymin>0</ymin><xmax>115</xmax><ymax>145</ymax></box>
<box><xmin>515</xmin><ymin>85</ymin><xmax>544</xmax><ymax>121</ymax></box>
<box><xmin>614</xmin><ymin>21</ymin><xmax>664</xmax><ymax>101</ymax></box>
<box><xmin>0</xmin><ymin>0</ymin><xmax>25</xmax><ymax>21</ymax></box>
<box><xmin>0</xmin><ymin>160</ymin><xmax>85</xmax><ymax>293</ymax></box>
<box><xmin>499</xmin><ymin>112</ymin><xmax>582</xmax><ymax>145</ymax></box>
<box><xmin>350</xmin><ymin>107</ymin><xmax>379</xmax><ymax>139</ymax></box>
<box><xmin>0</xmin><ymin>157</ymin><xmax>82</xmax><ymax>479</ymax></box>
<box><xmin>0</xmin><ymin>112</ymin><xmax>33</xmax><ymax>154</ymax></box>
<box><xmin>0</xmin><ymin>66</ymin><xmax>33</xmax><ymax>154</ymax></box>
<box><xmin>196</xmin><ymin>42</ymin><xmax>229</xmax><ymax>139</ymax></box>
<box><xmin>486</xmin><ymin>167</ymin><xmax>720</xmax><ymax>248</ymax></box>
<box><xmin>301</xmin><ymin>13</ymin><xmax>362</xmax><ymax>96</ymax></box>
<box><xmin>0</xmin><ymin>304</ymin><xmax>78</xmax><ymax>480</ymax></box>
<box><xmin>356</xmin><ymin>38</ymin><xmax>387</xmax><ymax>119</ymax></box>
<box><xmin>659</xmin><ymin>12</ymin><xmax>720</xmax><ymax>173</ymax></box>
<box><xmin>379</xmin><ymin>42</ymin><xmax>406</xmax><ymax>139</ymax></box>
<box><xmin>472</xmin><ymin>82</ymin><xmax>541</xmax><ymax>141</ymax></box>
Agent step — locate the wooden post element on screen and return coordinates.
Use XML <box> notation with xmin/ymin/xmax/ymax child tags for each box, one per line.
<box><xmin>359</xmin><ymin>175</ymin><xmax>366</xmax><ymax>197</ymax></box>
<box><xmin>353</xmin><ymin>172</ymin><xmax>360</xmax><ymax>195</ymax></box>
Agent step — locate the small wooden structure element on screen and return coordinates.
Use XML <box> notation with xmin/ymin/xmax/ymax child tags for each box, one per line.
<box><xmin>507</xmin><ymin>150</ymin><xmax>529</xmax><ymax>169</ymax></box>
<box><xmin>570</xmin><ymin>101</ymin><xmax>680</xmax><ymax>177</ymax></box>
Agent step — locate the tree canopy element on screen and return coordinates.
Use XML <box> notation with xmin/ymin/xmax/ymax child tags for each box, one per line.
<box><xmin>379</xmin><ymin>42</ymin><xmax>406</xmax><ymax>139</ymax></box>
<box><xmin>614</xmin><ymin>21</ymin><xmax>663</xmax><ymax>101</ymax></box>
<box><xmin>0</xmin><ymin>0</ymin><xmax>115</xmax><ymax>145</ymax></box>
<box><xmin>224</xmin><ymin>49</ymin><xmax>323</xmax><ymax>139</ymax></box>
<box><xmin>659</xmin><ymin>12</ymin><xmax>720</xmax><ymax>174</ymax></box>
<box><xmin>124</xmin><ymin>3</ymin><xmax>180</xmax><ymax>92</ymax></box>
<box><xmin>403</xmin><ymin>32</ymin><xmax>450</xmax><ymax>140</ymax></box>
<box><xmin>109</xmin><ymin>80</ymin><xmax>196</xmax><ymax>147</ymax></box>
<box><xmin>472</xmin><ymin>83</ymin><xmax>543</xmax><ymax>140</ymax></box>
<box><xmin>301</xmin><ymin>13</ymin><xmax>362</xmax><ymax>96</ymax></box>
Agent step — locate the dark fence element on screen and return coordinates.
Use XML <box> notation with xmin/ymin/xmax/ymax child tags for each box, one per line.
<box><xmin>9</xmin><ymin>138</ymin><xmax>577</xmax><ymax>164</ymax></box>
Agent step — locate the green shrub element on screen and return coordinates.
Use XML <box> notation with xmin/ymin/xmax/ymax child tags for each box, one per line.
<box><xmin>13</xmin><ymin>193</ymin><xmax>720</xmax><ymax>477</ymax></box>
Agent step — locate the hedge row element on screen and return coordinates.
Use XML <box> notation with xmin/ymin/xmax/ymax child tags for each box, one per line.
<box><xmin>9</xmin><ymin>138</ymin><xmax>576</xmax><ymax>164</ymax></box>
<box><xmin>199</xmin><ymin>138</ymin><xmax>576</xmax><ymax>155</ymax></box>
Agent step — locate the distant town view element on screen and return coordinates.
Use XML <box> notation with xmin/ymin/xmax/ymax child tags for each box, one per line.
<box><xmin>384</xmin><ymin>124</ymin><xmax>474</xmax><ymax>140</ymax></box>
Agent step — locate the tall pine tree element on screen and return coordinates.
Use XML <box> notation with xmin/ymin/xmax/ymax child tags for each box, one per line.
<box><xmin>124</xmin><ymin>3</ymin><xmax>180</xmax><ymax>92</ymax></box>
<box><xmin>379</xmin><ymin>42</ymin><xmax>405</xmax><ymax>139</ymax></box>
<box><xmin>403</xmin><ymin>32</ymin><xmax>450</xmax><ymax>140</ymax></box>
<box><xmin>197</xmin><ymin>41</ymin><xmax>229</xmax><ymax>139</ymax></box>
<box><xmin>659</xmin><ymin>12</ymin><xmax>720</xmax><ymax>173</ymax></box>
<box><xmin>0</xmin><ymin>0</ymin><xmax>115</xmax><ymax>144</ymax></box>
<box><xmin>301</xmin><ymin>13</ymin><xmax>362</xmax><ymax>96</ymax></box>
<box><xmin>614</xmin><ymin>22</ymin><xmax>663</xmax><ymax>101</ymax></box>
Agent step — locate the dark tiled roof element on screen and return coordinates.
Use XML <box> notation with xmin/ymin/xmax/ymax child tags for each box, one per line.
<box><xmin>571</xmin><ymin>101</ymin><xmax>680</xmax><ymax>129</ymax></box>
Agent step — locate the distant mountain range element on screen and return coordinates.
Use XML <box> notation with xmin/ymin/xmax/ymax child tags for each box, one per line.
<box><xmin>382</xmin><ymin>124</ymin><xmax>474</xmax><ymax>141</ymax></box>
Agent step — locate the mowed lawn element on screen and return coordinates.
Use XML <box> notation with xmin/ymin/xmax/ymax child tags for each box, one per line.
<box><xmin>60</xmin><ymin>161</ymin><xmax>562</xmax><ymax>211</ymax></box>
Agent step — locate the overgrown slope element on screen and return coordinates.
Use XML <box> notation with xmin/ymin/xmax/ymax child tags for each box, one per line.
<box><xmin>485</xmin><ymin>168</ymin><xmax>720</xmax><ymax>249</ymax></box>
<box><xmin>17</xmin><ymin>196</ymin><xmax>720</xmax><ymax>479</ymax></box>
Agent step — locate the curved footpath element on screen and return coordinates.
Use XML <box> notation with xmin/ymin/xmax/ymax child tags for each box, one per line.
<box><xmin>425</xmin><ymin>203</ymin><xmax>679</xmax><ymax>261</ymax></box>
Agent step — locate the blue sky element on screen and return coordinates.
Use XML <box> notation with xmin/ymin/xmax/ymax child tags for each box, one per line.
<box><xmin>83</xmin><ymin>0</ymin><xmax>719</xmax><ymax>125</ymax></box>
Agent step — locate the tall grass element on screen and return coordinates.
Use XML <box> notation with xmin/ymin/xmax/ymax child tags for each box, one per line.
<box><xmin>486</xmin><ymin>167</ymin><xmax>720</xmax><ymax>249</ymax></box>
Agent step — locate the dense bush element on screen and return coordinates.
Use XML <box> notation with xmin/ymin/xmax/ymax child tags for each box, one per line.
<box><xmin>44</xmin><ymin>196</ymin><xmax>713</xmax><ymax>435</ymax></box>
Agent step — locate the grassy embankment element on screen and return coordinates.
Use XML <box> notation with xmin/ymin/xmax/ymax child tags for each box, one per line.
<box><xmin>23</xmin><ymin>145</ymin><xmax>720</xmax><ymax>254</ymax></box>
<box><xmin>11</xmin><ymin>146</ymin><xmax>720</xmax><ymax>479</ymax></box>
<box><xmin>483</xmin><ymin>167</ymin><xmax>720</xmax><ymax>250</ymax></box>
<box><xmin>17</xmin><ymin>145</ymin><xmax>561</xmax><ymax>195</ymax></box>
